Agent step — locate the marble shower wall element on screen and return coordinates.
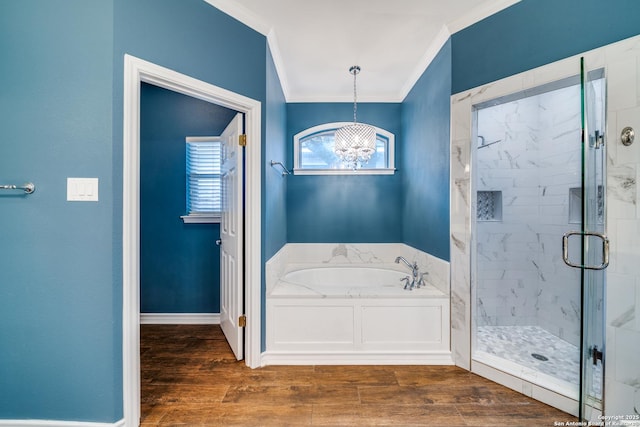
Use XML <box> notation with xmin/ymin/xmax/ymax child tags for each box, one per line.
<box><xmin>475</xmin><ymin>83</ymin><xmax>584</xmax><ymax>346</ymax></box>
<box><xmin>451</xmin><ymin>34</ymin><xmax>640</xmax><ymax>417</ymax></box>
<box><xmin>603</xmin><ymin>36</ymin><xmax>640</xmax><ymax>418</ymax></box>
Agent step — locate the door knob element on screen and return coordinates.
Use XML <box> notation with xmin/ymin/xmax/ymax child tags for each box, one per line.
<box><xmin>216</xmin><ymin>239</ymin><xmax>222</xmax><ymax>246</ymax></box>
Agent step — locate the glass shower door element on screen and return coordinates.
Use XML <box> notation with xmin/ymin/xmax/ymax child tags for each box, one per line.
<box><xmin>471</xmin><ymin>59</ymin><xmax>608</xmax><ymax>416</ymax></box>
<box><xmin>579</xmin><ymin>57</ymin><xmax>607</xmax><ymax>418</ymax></box>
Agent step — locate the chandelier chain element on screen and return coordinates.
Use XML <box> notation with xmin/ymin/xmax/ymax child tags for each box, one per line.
<box><xmin>352</xmin><ymin>67</ymin><xmax>358</xmax><ymax>123</ymax></box>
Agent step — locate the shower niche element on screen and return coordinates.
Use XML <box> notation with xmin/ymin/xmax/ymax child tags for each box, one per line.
<box><xmin>569</xmin><ymin>186</ymin><xmax>604</xmax><ymax>224</ymax></box>
<box><xmin>476</xmin><ymin>191</ymin><xmax>502</xmax><ymax>221</ymax></box>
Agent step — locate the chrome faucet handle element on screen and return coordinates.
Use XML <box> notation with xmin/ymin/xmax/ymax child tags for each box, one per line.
<box><xmin>400</xmin><ymin>276</ymin><xmax>411</xmax><ymax>290</ymax></box>
<box><xmin>415</xmin><ymin>272</ymin><xmax>428</xmax><ymax>288</ymax></box>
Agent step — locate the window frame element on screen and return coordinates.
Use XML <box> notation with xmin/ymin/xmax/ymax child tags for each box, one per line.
<box><xmin>293</xmin><ymin>122</ymin><xmax>395</xmax><ymax>175</ymax></box>
<box><xmin>181</xmin><ymin>136</ymin><xmax>222</xmax><ymax>224</ymax></box>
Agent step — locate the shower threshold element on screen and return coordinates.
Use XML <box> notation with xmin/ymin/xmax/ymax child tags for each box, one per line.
<box><xmin>474</xmin><ymin>325</ymin><xmax>582</xmax><ymax>399</ymax></box>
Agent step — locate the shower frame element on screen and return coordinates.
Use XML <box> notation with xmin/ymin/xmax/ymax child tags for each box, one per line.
<box><xmin>450</xmin><ymin>48</ymin><xmax>610</xmax><ymax>420</ymax></box>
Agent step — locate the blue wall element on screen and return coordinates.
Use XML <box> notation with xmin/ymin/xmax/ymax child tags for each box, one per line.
<box><xmin>140</xmin><ymin>83</ymin><xmax>236</xmax><ymax>313</ymax></box>
<box><xmin>452</xmin><ymin>0</ymin><xmax>640</xmax><ymax>93</ymax></box>
<box><xmin>286</xmin><ymin>103</ymin><xmax>403</xmax><ymax>243</ymax></box>
<box><xmin>0</xmin><ymin>1</ymin><xmax>119</xmax><ymax>421</ymax></box>
<box><xmin>0</xmin><ymin>0</ymin><xmax>267</xmax><ymax>423</ymax></box>
<box><xmin>401</xmin><ymin>40</ymin><xmax>452</xmax><ymax>261</ymax></box>
<box><xmin>4</xmin><ymin>0</ymin><xmax>640</xmax><ymax>423</ymax></box>
<box><xmin>263</xmin><ymin>46</ymin><xmax>288</xmax><ymax>350</ymax></box>
<box><xmin>264</xmin><ymin>48</ymin><xmax>288</xmax><ymax>262</ymax></box>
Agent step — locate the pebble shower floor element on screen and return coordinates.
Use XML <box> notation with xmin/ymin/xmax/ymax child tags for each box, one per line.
<box><xmin>475</xmin><ymin>324</ymin><xmax>606</xmax><ymax>400</ymax></box>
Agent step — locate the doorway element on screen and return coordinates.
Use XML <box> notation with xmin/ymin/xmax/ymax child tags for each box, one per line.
<box><xmin>139</xmin><ymin>82</ymin><xmax>237</xmax><ymax>323</ymax></box>
<box><xmin>123</xmin><ymin>55</ymin><xmax>263</xmax><ymax>426</ymax></box>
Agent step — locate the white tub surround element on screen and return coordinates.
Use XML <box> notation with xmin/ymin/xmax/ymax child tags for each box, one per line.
<box><xmin>263</xmin><ymin>243</ymin><xmax>452</xmax><ymax>365</ymax></box>
<box><xmin>266</xmin><ymin>243</ymin><xmax>450</xmax><ymax>294</ymax></box>
<box><xmin>271</xmin><ymin>267</ymin><xmax>446</xmax><ymax>297</ymax></box>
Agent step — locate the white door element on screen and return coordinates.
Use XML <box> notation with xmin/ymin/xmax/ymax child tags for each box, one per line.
<box><xmin>219</xmin><ymin>113</ymin><xmax>244</xmax><ymax>360</ymax></box>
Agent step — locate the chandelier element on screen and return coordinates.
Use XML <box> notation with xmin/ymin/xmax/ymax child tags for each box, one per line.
<box><xmin>334</xmin><ymin>66</ymin><xmax>376</xmax><ymax>169</ymax></box>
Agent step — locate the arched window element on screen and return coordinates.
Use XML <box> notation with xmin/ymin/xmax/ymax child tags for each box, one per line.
<box><xmin>293</xmin><ymin>122</ymin><xmax>395</xmax><ymax>175</ymax></box>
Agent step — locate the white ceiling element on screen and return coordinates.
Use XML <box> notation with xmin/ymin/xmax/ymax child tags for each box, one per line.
<box><xmin>204</xmin><ymin>0</ymin><xmax>519</xmax><ymax>102</ymax></box>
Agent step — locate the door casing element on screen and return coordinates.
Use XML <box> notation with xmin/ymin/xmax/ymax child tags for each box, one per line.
<box><xmin>122</xmin><ymin>54</ymin><xmax>262</xmax><ymax>426</ymax></box>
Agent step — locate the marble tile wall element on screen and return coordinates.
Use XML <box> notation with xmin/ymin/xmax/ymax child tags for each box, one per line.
<box><xmin>602</xmin><ymin>36</ymin><xmax>640</xmax><ymax>419</ymax></box>
<box><xmin>474</xmin><ymin>83</ymin><xmax>584</xmax><ymax>346</ymax></box>
<box><xmin>451</xmin><ymin>34</ymin><xmax>640</xmax><ymax>416</ymax></box>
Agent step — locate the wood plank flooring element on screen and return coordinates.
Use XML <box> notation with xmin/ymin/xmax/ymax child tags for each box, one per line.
<box><xmin>141</xmin><ymin>324</ymin><xmax>577</xmax><ymax>426</ymax></box>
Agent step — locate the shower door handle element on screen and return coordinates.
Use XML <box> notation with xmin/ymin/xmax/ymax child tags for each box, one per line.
<box><xmin>562</xmin><ymin>231</ymin><xmax>609</xmax><ymax>270</ymax></box>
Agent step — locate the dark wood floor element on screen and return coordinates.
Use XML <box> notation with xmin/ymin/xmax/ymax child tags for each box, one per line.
<box><xmin>141</xmin><ymin>324</ymin><xmax>575</xmax><ymax>426</ymax></box>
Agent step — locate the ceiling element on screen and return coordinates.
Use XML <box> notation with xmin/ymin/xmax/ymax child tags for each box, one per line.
<box><xmin>204</xmin><ymin>0</ymin><xmax>519</xmax><ymax>102</ymax></box>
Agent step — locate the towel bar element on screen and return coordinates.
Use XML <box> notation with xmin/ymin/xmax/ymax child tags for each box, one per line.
<box><xmin>1</xmin><ymin>182</ymin><xmax>36</xmax><ymax>194</ymax></box>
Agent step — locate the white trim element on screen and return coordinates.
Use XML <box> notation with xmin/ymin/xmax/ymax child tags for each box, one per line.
<box><xmin>401</xmin><ymin>0</ymin><xmax>521</xmax><ymax>102</ymax></box>
<box><xmin>284</xmin><ymin>94</ymin><xmax>403</xmax><ymax>103</ymax></box>
<box><xmin>261</xmin><ymin>351</ymin><xmax>453</xmax><ymax>366</ymax></box>
<box><xmin>266</xmin><ymin>29</ymin><xmax>290</xmax><ymax>101</ymax></box>
<box><xmin>140</xmin><ymin>313</ymin><xmax>221</xmax><ymax>324</ymax></box>
<box><xmin>293</xmin><ymin>168</ymin><xmax>396</xmax><ymax>176</ymax></box>
<box><xmin>293</xmin><ymin>122</ymin><xmax>396</xmax><ymax>174</ymax></box>
<box><xmin>202</xmin><ymin>0</ymin><xmax>270</xmax><ymax>35</ymax></box>
<box><xmin>201</xmin><ymin>3</ymin><xmax>290</xmax><ymax>101</ymax></box>
<box><xmin>446</xmin><ymin>0</ymin><xmax>521</xmax><ymax>35</ymax></box>
<box><xmin>181</xmin><ymin>214</ymin><xmax>221</xmax><ymax>224</ymax></box>
<box><xmin>399</xmin><ymin>25</ymin><xmax>451</xmax><ymax>101</ymax></box>
<box><xmin>0</xmin><ymin>420</ymin><xmax>125</xmax><ymax>427</ymax></box>
<box><xmin>123</xmin><ymin>54</ymin><xmax>262</xmax><ymax>427</ymax></box>
<box><xmin>202</xmin><ymin>1</ymin><xmax>521</xmax><ymax>103</ymax></box>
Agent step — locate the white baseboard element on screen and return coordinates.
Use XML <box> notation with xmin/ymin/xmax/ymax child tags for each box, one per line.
<box><xmin>0</xmin><ymin>419</ymin><xmax>125</xmax><ymax>427</ymax></box>
<box><xmin>261</xmin><ymin>351</ymin><xmax>454</xmax><ymax>366</ymax></box>
<box><xmin>140</xmin><ymin>313</ymin><xmax>220</xmax><ymax>324</ymax></box>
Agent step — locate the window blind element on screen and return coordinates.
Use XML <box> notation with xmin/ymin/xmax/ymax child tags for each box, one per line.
<box><xmin>186</xmin><ymin>139</ymin><xmax>222</xmax><ymax>215</ymax></box>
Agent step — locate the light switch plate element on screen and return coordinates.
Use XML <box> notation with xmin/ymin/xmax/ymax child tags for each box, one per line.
<box><xmin>67</xmin><ymin>178</ymin><xmax>99</xmax><ymax>201</ymax></box>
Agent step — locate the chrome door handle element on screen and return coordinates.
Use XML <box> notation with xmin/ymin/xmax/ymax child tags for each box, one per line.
<box><xmin>216</xmin><ymin>239</ymin><xmax>222</xmax><ymax>246</ymax></box>
<box><xmin>562</xmin><ymin>231</ymin><xmax>609</xmax><ymax>270</ymax></box>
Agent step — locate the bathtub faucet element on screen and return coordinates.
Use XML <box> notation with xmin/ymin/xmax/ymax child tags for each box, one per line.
<box><xmin>395</xmin><ymin>256</ymin><xmax>420</xmax><ymax>290</ymax></box>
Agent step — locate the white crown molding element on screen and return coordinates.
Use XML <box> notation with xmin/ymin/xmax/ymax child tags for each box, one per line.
<box><xmin>286</xmin><ymin>94</ymin><xmax>404</xmax><ymax>103</ymax></box>
<box><xmin>267</xmin><ymin>29</ymin><xmax>291</xmax><ymax>100</ymax></box>
<box><xmin>399</xmin><ymin>25</ymin><xmax>452</xmax><ymax>101</ymax></box>
<box><xmin>140</xmin><ymin>313</ymin><xmax>221</xmax><ymax>324</ymax></box>
<box><xmin>202</xmin><ymin>1</ymin><xmax>291</xmax><ymax>101</ymax></box>
<box><xmin>203</xmin><ymin>0</ymin><xmax>522</xmax><ymax>102</ymax></box>
<box><xmin>202</xmin><ymin>0</ymin><xmax>271</xmax><ymax>35</ymax></box>
<box><xmin>447</xmin><ymin>0</ymin><xmax>521</xmax><ymax>35</ymax></box>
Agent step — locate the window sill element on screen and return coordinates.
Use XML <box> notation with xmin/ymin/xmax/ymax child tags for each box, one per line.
<box><xmin>293</xmin><ymin>168</ymin><xmax>396</xmax><ymax>176</ymax></box>
<box><xmin>181</xmin><ymin>214</ymin><xmax>221</xmax><ymax>224</ymax></box>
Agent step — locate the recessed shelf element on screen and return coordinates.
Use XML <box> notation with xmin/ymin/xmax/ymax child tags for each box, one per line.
<box><xmin>477</xmin><ymin>191</ymin><xmax>502</xmax><ymax>221</ymax></box>
<box><xmin>569</xmin><ymin>186</ymin><xmax>604</xmax><ymax>224</ymax></box>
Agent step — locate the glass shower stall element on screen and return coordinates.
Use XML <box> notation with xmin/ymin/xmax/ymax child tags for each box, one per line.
<box><xmin>471</xmin><ymin>59</ymin><xmax>607</xmax><ymax>418</ymax></box>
